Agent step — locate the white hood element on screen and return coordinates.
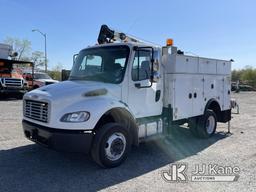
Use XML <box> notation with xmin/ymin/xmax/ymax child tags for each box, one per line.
<box><xmin>23</xmin><ymin>80</ymin><xmax>123</xmax><ymax>130</ymax></box>
<box><xmin>26</xmin><ymin>80</ymin><xmax>122</xmax><ymax>102</ymax></box>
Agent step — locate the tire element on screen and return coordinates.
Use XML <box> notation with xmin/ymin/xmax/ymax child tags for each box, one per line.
<box><xmin>91</xmin><ymin>123</ymin><xmax>131</xmax><ymax>168</ymax></box>
<box><xmin>33</xmin><ymin>85</ymin><xmax>39</xmax><ymax>89</ymax></box>
<box><xmin>0</xmin><ymin>94</ymin><xmax>4</xmax><ymax>100</ymax></box>
<box><xmin>16</xmin><ymin>93</ymin><xmax>24</xmax><ymax>100</ymax></box>
<box><xmin>197</xmin><ymin>109</ymin><xmax>217</xmax><ymax>138</ymax></box>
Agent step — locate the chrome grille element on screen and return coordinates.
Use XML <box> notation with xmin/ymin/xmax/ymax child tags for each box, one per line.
<box><xmin>24</xmin><ymin>100</ymin><xmax>48</xmax><ymax>122</ymax></box>
<box><xmin>3</xmin><ymin>78</ymin><xmax>23</xmax><ymax>87</ymax></box>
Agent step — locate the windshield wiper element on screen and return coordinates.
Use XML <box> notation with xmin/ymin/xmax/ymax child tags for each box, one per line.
<box><xmin>69</xmin><ymin>75</ymin><xmax>86</xmax><ymax>80</ymax></box>
<box><xmin>69</xmin><ymin>75</ymin><xmax>109</xmax><ymax>83</ymax></box>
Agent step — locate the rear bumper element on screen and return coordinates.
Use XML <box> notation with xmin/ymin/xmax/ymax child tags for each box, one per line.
<box><xmin>22</xmin><ymin>120</ymin><xmax>94</xmax><ymax>154</ymax></box>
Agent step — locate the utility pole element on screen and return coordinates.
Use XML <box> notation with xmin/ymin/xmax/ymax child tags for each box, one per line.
<box><xmin>32</xmin><ymin>29</ymin><xmax>47</xmax><ymax>72</ymax></box>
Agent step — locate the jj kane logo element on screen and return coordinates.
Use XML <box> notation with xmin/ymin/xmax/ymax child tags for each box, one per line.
<box><xmin>161</xmin><ymin>163</ymin><xmax>188</xmax><ymax>182</ymax></box>
<box><xmin>161</xmin><ymin>163</ymin><xmax>240</xmax><ymax>182</ymax></box>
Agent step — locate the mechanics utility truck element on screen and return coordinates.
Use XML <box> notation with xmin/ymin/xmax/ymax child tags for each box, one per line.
<box><xmin>0</xmin><ymin>43</ymin><xmax>33</xmax><ymax>98</ymax></box>
<box><xmin>22</xmin><ymin>25</ymin><xmax>232</xmax><ymax>167</ymax></box>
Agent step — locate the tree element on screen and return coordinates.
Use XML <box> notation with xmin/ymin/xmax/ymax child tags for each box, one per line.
<box><xmin>31</xmin><ymin>51</ymin><xmax>45</xmax><ymax>68</ymax></box>
<box><xmin>241</xmin><ymin>67</ymin><xmax>256</xmax><ymax>87</ymax></box>
<box><xmin>232</xmin><ymin>66</ymin><xmax>256</xmax><ymax>88</ymax></box>
<box><xmin>3</xmin><ymin>37</ymin><xmax>48</xmax><ymax>71</ymax></box>
<box><xmin>47</xmin><ymin>63</ymin><xmax>63</xmax><ymax>81</ymax></box>
<box><xmin>3</xmin><ymin>37</ymin><xmax>32</xmax><ymax>60</ymax></box>
<box><xmin>232</xmin><ymin>70</ymin><xmax>242</xmax><ymax>82</ymax></box>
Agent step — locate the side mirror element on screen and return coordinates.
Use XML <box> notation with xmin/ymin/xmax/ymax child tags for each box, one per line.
<box><xmin>73</xmin><ymin>54</ymin><xmax>78</xmax><ymax>65</ymax></box>
<box><xmin>151</xmin><ymin>59</ymin><xmax>160</xmax><ymax>83</ymax></box>
<box><xmin>152</xmin><ymin>71</ymin><xmax>160</xmax><ymax>82</ymax></box>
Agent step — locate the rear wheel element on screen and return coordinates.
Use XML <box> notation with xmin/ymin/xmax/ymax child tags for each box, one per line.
<box><xmin>189</xmin><ymin>109</ymin><xmax>217</xmax><ymax>138</ymax></box>
<box><xmin>91</xmin><ymin>123</ymin><xmax>131</xmax><ymax>168</ymax></box>
<box><xmin>197</xmin><ymin>109</ymin><xmax>217</xmax><ymax>138</ymax></box>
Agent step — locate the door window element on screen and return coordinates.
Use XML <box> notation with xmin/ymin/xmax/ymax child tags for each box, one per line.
<box><xmin>132</xmin><ymin>50</ymin><xmax>152</xmax><ymax>81</ymax></box>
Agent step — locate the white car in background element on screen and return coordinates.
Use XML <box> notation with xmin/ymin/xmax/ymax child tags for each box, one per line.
<box><xmin>32</xmin><ymin>72</ymin><xmax>59</xmax><ymax>89</ymax></box>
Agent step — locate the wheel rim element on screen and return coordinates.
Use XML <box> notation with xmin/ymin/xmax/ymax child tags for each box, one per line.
<box><xmin>206</xmin><ymin>116</ymin><xmax>215</xmax><ymax>134</ymax></box>
<box><xmin>105</xmin><ymin>132</ymin><xmax>126</xmax><ymax>161</ymax></box>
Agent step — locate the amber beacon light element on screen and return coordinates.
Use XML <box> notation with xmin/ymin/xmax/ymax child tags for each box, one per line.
<box><xmin>166</xmin><ymin>38</ymin><xmax>174</xmax><ymax>46</ymax></box>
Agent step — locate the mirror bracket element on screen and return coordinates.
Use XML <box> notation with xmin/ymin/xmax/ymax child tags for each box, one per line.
<box><xmin>73</xmin><ymin>54</ymin><xmax>78</xmax><ymax>64</ymax></box>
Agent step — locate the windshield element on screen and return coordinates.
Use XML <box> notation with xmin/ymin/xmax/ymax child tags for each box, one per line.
<box><xmin>34</xmin><ymin>73</ymin><xmax>51</xmax><ymax>79</ymax></box>
<box><xmin>69</xmin><ymin>45</ymin><xmax>130</xmax><ymax>84</ymax></box>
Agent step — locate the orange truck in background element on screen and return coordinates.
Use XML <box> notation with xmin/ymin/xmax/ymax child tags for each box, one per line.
<box><xmin>0</xmin><ymin>43</ymin><xmax>34</xmax><ymax>98</ymax></box>
<box><xmin>0</xmin><ymin>58</ymin><xmax>33</xmax><ymax>98</ymax></box>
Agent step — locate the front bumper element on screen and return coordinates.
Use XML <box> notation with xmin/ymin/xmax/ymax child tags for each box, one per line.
<box><xmin>0</xmin><ymin>87</ymin><xmax>27</xmax><ymax>94</ymax></box>
<box><xmin>22</xmin><ymin>120</ymin><xmax>94</xmax><ymax>153</ymax></box>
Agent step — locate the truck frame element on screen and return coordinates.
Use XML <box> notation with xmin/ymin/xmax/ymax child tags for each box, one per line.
<box><xmin>22</xmin><ymin>25</ymin><xmax>232</xmax><ymax>167</ymax></box>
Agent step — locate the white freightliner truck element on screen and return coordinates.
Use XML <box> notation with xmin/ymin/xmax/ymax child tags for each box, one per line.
<box><xmin>22</xmin><ymin>25</ymin><xmax>232</xmax><ymax>167</ymax></box>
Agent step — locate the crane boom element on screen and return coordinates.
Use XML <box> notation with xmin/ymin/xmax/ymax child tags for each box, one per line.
<box><xmin>97</xmin><ymin>24</ymin><xmax>143</xmax><ymax>44</ymax></box>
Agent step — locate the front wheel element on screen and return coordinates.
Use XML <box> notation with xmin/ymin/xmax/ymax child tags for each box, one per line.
<box><xmin>16</xmin><ymin>93</ymin><xmax>24</xmax><ymax>100</ymax></box>
<box><xmin>91</xmin><ymin>123</ymin><xmax>131</xmax><ymax>168</ymax></box>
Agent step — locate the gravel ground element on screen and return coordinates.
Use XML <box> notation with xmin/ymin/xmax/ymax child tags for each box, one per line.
<box><xmin>0</xmin><ymin>92</ymin><xmax>255</xmax><ymax>192</ymax></box>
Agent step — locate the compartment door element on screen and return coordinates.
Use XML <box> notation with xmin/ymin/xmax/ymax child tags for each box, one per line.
<box><xmin>215</xmin><ymin>76</ymin><xmax>224</xmax><ymax>110</ymax></box>
<box><xmin>223</xmin><ymin>76</ymin><xmax>231</xmax><ymax>110</ymax></box>
<box><xmin>173</xmin><ymin>75</ymin><xmax>193</xmax><ymax>120</ymax></box>
<box><xmin>203</xmin><ymin>75</ymin><xmax>223</xmax><ymax>110</ymax></box>
<box><xmin>192</xmin><ymin>76</ymin><xmax>204</xmax><ymax>116</ymax></box>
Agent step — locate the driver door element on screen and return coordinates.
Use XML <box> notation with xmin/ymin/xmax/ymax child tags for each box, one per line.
<box><xmin>127</xmin><ymin>48</ymin><xmax>163</xmax><ymax>118</ymax></box>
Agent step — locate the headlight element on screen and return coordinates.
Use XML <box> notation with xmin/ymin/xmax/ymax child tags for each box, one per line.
<box><xmin>61</xmin><ymin>111</ymin><xmax>90</xmax><ymax>122</ymax></box>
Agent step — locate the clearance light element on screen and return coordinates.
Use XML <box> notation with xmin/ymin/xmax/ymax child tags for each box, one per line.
<box><xmin>166</xmin><ymin>38</ymin><xmax>174</xmax><ymax>46</ymax></box>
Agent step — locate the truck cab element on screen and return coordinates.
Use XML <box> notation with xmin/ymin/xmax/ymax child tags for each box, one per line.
<box><xmin>22</xmin><ymin>25</ymin><xmax>232</xmax><ymax>167</ymax></box>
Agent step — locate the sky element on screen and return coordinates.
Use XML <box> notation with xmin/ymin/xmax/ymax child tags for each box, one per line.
<box><xmin>0</xmin><ymin>0</ymin><xmax>256</xmax><ymax>70</ymax></box>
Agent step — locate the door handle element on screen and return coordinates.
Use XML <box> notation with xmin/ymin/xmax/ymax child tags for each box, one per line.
<box><xmin>155</xmin><ymin>90</ymin><xmax>161</xmax><ymax>102</ymax></box>
<box><xmin>135</xmin><ymin>83</ymin><xmax>141</xmax><ymax>88</ymax></box>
